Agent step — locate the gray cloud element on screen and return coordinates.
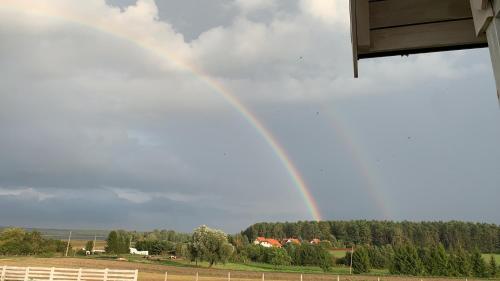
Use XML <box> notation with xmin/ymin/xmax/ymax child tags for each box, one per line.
<box><xmin>0</xmin><ymin>0</ymin><xmax>499</xmax><ymax>233</ymax></box>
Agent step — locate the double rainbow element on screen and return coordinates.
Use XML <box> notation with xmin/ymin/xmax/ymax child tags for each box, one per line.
<box><xmin>1</xmin><ymin>1</ymin><xmax>323</xmax><ymax>221</ymax></box>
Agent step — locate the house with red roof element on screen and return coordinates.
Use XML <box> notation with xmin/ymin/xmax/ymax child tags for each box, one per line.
<box><xmin>253</xmin><ymin>237</ymin><xmax>282</xmax><ymax>248</ymax></box>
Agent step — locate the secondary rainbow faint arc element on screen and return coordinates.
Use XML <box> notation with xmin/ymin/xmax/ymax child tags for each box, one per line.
<box><xmin>1</xmin><ymin>1</ymin><xmax>323</xmax><ymax>221</ymax></box>
<box><xmin>321</xmin><ymin>106</ymin><xmax>392</xmax><ymax>219</ymax></box>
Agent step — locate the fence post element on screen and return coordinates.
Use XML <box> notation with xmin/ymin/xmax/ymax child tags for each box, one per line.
<box><xmin>378</xmin><ymin>277</ymin><xmax>380</xmax><ymax>281</ymax></box>
<box><xmin>300</xmin><ymin>273</ymin><xmax>303</xmax><ymax>281</ymax></box>
<box><xmin>49</xmin><ymin>267</ymin><xmax>54</xmax><ymax>281</ymax></box>
<box><xmin>164</xmin><ymin>271</ymin><xmax>168</xmax><ymax>281</ymax></box>
<box><xmin>103</xmin><ymin>268</ymin><xmax>109</xmax><ymax>281</ymax></box>
<box><xmin>196</xmin><ymin>271</ymin><xmax>198</xmax><ymax>281</ymax></box>
<box><xmin>77</xmin><ymin>268</ymin><xmax>82</xmax><ymax>281</ymax></box>
<box><xmin>337</xmin><ymin>275</ymin><xmax>340</xmax><ymax>281</ymax></box>
<box><xmin>228</xmin><ymin>272</ymin><xmax>231</xmax><ymax>281</ymax></box>
<box><xmin>0</xmin><ymin>265</ymin><xmax>6</xmax><ymax>281</ymax></box>
<box><xmin>24</xmin><ymin>267</ymin><xmax>29</xmax><ymax>281</ymax></box>
<box><xmin>262</xmin><ymin>273</ymin><xmax>265</xmax><ymax>281</ymax></box>
<box><xmin>134</xmin><ymin>269</ymin><xmax>138</xmax><ymax>281</ymax></box>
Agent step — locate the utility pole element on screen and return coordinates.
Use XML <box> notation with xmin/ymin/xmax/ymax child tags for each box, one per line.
<box><xmin>93</xmin><ymin>234</ymin><xmax>97</xmax><ymax>254</ymax></box>
<box><xmin>65</xmin><ymin>231</ymin><xmax>72</xmax><ymax>257</ymax></box>
<box><xmin>349</xmin><ymin>246</ymin><xmax>353</xmax><ymax>275</ymax></box>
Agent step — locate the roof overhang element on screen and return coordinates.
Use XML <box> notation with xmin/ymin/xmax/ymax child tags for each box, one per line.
<box><xmin>350</xmin><ymin>0</ymin><xmax>488</xmax><ymax>77</ymax></box>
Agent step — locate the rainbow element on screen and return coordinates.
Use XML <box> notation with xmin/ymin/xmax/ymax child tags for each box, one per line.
<box><xmin>1</xmin><ymin>1</ymin><xmax>323</xmax><ymax>221</ymax></box>
<box><xmin>321</xmin><ymin>105</ymin><xmax>392</xmax><ymax>219</ymax></box>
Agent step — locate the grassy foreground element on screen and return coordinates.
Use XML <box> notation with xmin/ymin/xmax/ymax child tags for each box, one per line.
<box><xmin>3</xmin><ymin>256</ymin><xmax>498</xmax><ymax>281</ymax></box>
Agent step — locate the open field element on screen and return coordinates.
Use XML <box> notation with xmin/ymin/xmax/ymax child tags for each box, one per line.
<box><xmin>482</xmin><ymin>254</ymin><xmax>500</xmax><ymax>264</ymax></box>
<box><xmin>1</xmin><ymin>257</ymin><xmax>498</xmax><ymax>281</ymax></box>
<box><xmin>70</xmin><ymin>239</ymin><xmax>107</xmax><ymax>250</ymax></box>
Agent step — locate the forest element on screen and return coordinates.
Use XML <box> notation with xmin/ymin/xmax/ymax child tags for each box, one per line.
<box><xmin>242</xmin><ymin>220</ymin><xmax>500</xmax><ymax>253</ymax></box>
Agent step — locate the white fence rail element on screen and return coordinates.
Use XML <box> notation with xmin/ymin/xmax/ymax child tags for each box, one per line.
<box><xmin>0</xmin><ymin>266</ymin><xmax>138</xmax><ymax>281</ymax></box>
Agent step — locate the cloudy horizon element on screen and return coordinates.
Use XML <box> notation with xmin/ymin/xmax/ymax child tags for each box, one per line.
<box><xmin>0</xmin><ymin>0</ymin><xmax>499</xmax><ymax>233</ymax></box>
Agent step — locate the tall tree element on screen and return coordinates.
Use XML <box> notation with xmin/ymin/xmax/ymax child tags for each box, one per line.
<box><xmin>428</xmin><ymin>244</ymin><xmax>449</xmax><ymax>276</ymax></box>
<box><xmin>448</xmin><ymin>248</ymin><xmax>471</xmax><ymax>277</ymax></box>
<box><xmin>488</xmin><ymin>255</ymin><xmax>497</xmax><ymax>277</ymax></box>
<box><xmin>105</xmin><ymin>231</ymin><xmax>119</xmax><ymax>254</ymax></box>
<box><xmin>470</xmin><ymin>249</ymin><xmax>488</xmax><ymax>278</ymax></box>
<box><xmin>390</xmin><ymin>245</ymin><xmax>424</xmax><ymax>275</ymax></box>
<box><xmin>85</xmin><ymin>240</ymin><xmax>94</xmax><ymax>252</ymax></box>
<box><xmin>352</xmin><ymin>246</ymin><xmax>370</xmax><ymax>274</ymax></box>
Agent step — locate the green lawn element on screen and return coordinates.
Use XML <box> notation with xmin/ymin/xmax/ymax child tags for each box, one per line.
<box><xmin>121</xmin><ymin>255</ymin><xmax>388</xmax><ymax>276</ymax></box>
<box><xmin>482</xmin><ymin>253</ymin><xmax>500</xmax><ymax>264</ymax></box>
<box><xmin>329</xmin><ymin>250</ymin><xmax>347</xmax><ymax>259</ymax></box>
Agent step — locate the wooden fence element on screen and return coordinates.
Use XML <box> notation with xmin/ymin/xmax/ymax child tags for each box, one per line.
<box><xmin>0</xmin><ymin>266</ymin><xmax>138</xmax><ymax>281</ymax></box>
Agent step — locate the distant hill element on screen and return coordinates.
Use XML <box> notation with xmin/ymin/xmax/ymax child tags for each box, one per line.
<box><xmin>0</xmin><ymin>226</ymin><xmax>109</xmax><ymax>241</ymax></box>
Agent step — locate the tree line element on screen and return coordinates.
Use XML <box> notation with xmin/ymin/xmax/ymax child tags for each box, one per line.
<box><xmin>350</xmin><ymin>243</ymin><xmax>498</xmax><ymax>278</ymax></box>
<box><xmin>242</xmin><ymin>220</ymin><xmax>500</xmax><ymax>253</ymax></box>
<box><xmin>0</xmin><ymin>228</ymin><xmax>67</xmax><ymax>256</ymax></box>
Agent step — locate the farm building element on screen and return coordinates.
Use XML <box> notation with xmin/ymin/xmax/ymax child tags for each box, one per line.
<box><xmin>129</xmin><ymin>247</ymin><xmax>149</xmax><ymax>255</ymax></box>
<box><xmin>253</xmin><ymin>237</ymin><xmax>282</xmax><ymax>248</ymax></box>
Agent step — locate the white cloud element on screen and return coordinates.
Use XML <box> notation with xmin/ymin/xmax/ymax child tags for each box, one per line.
<box><xmin>106</xmin><ymin>187</ymin><xmax>198</xmax><ymax>204</ymax></box>
<box><xmin>234</xmin><ymin>0</ymin><xmax>278</xmax><ymax>13</ymax></box>
<box><xmin>299</xmin><ymin>0</ymin><xmax>349</xmax><ymax>27</ymax></box>
<box><xmin>0</xmin><ymin>187</ymin><xmax>54</xmax><ymax>201</ymax></box>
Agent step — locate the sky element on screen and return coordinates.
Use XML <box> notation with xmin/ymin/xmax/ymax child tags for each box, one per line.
<box><xmin>0</xmin><ymin>0</ymin><xmax>499</xmax><ymax>233</ymax></box>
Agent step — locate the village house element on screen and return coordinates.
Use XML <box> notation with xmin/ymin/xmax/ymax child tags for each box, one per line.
<box><xmin>253</xmin><ymin>237</ymin><xmax>282</xmax><ymax>248</ymax></box>
<box><xmin>310</xmin><ymin>238</ymin><xmax>321</xmax><ymax>244</ymax></box>
<box><xmin>281</xmin><ymin>238</ymin><xmax>301</xmax><ymax>245</ymax></box>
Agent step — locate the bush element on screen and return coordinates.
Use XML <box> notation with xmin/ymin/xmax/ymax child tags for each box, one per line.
<box><xmin>268</xmin><ymin>248</ymin><xmax>292</xmax><ymax>268</ymax></box>
<box><xmin>0</xmin><ymin>228</ymin><xmax>66</xmax><ymax>256</ymax></box>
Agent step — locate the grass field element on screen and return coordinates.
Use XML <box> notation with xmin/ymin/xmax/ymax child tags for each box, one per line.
<box><xmin>129</xmin><ymin>257</ymin><xmax>376</xmax><ymax>275</ymax></box>
<box><xmin>482</xmin><ymin>254</ymin><xmax>500</xmax><ymax>264</ymax></box>
<box><xmin>70</xmin><ymin>239</ymin><xmax>107</xmax><ymax>250</ymax></box>
<box><xmin>329</xmin><ymin>250</ymin><xmax>347</xmax><ymax>259</ymax></box>
<box><xmin>1</xmin><ymin>257</ymin><xmax>498</xmax><ymax>281</ymax></box>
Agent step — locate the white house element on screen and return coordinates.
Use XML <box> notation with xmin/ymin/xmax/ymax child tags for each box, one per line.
<box><xmin>129</xmin><ymin>247</ymin><xmax>149</xmax><ymax>256</ymax></box>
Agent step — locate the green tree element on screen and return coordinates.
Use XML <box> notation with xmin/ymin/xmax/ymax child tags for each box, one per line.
<box><xmin>470</xmin><ymin>249</ymin><xmax>488</xmax><ymax>278</ymax></box>
<box><xmin>352</xmin><ymin>246</ymin><xmax>370</xmax><ymax>274</ymax></box>
<box><xmin>428</xmin><ymin>244</ymin><xmax>449</xmax><ymax>276</ymax></box>
<box><xmin>85</xmin><ymin>241</ymin><xmax>94</xmax><ymax>252</ymax></box>
<box><xmin>268</xmin><ymin>248</ymin><xmax>292</xmax><ymax>268</ymax></box>
<box><xmin>367</xmin><ymin>246</ymin><xmax>387</xmax><ymax>269</ymax></box>
<box><xmin>316</xmin><ymin>247</ymin><xmax>333</xmax><ymax>272</ymax></box>
<box><xmin>191</xmin><ymin>225</ymin><xmax>234</xmax><ymax>267</ymax></box>
<box><xmin>448</xmin><ymin>248</ymin><xmax>471</xmax><ymax>277</ymax></box>
<box><xmin>175</xmin><ymin>243</ymin><xmax>189</xmax><ymax>258</ymax></box>
<box><xmin>0</xmin><ymin>228</ymin><xmax>25</xmax><ymax>255</ymax></box>
<box><xmin>390</xmin><ymin>245</ymin><xmax>424</xmax><ymax>276</ymax></box>
<box><xmin>105</xmin><ymin>231</ymin><xmax>119</xmax><ymax>254</ymax></box>
<box><xmin>488</xmin><ymin>255</ymin><xmax>497</xmax><ymax>277</ymax></box>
